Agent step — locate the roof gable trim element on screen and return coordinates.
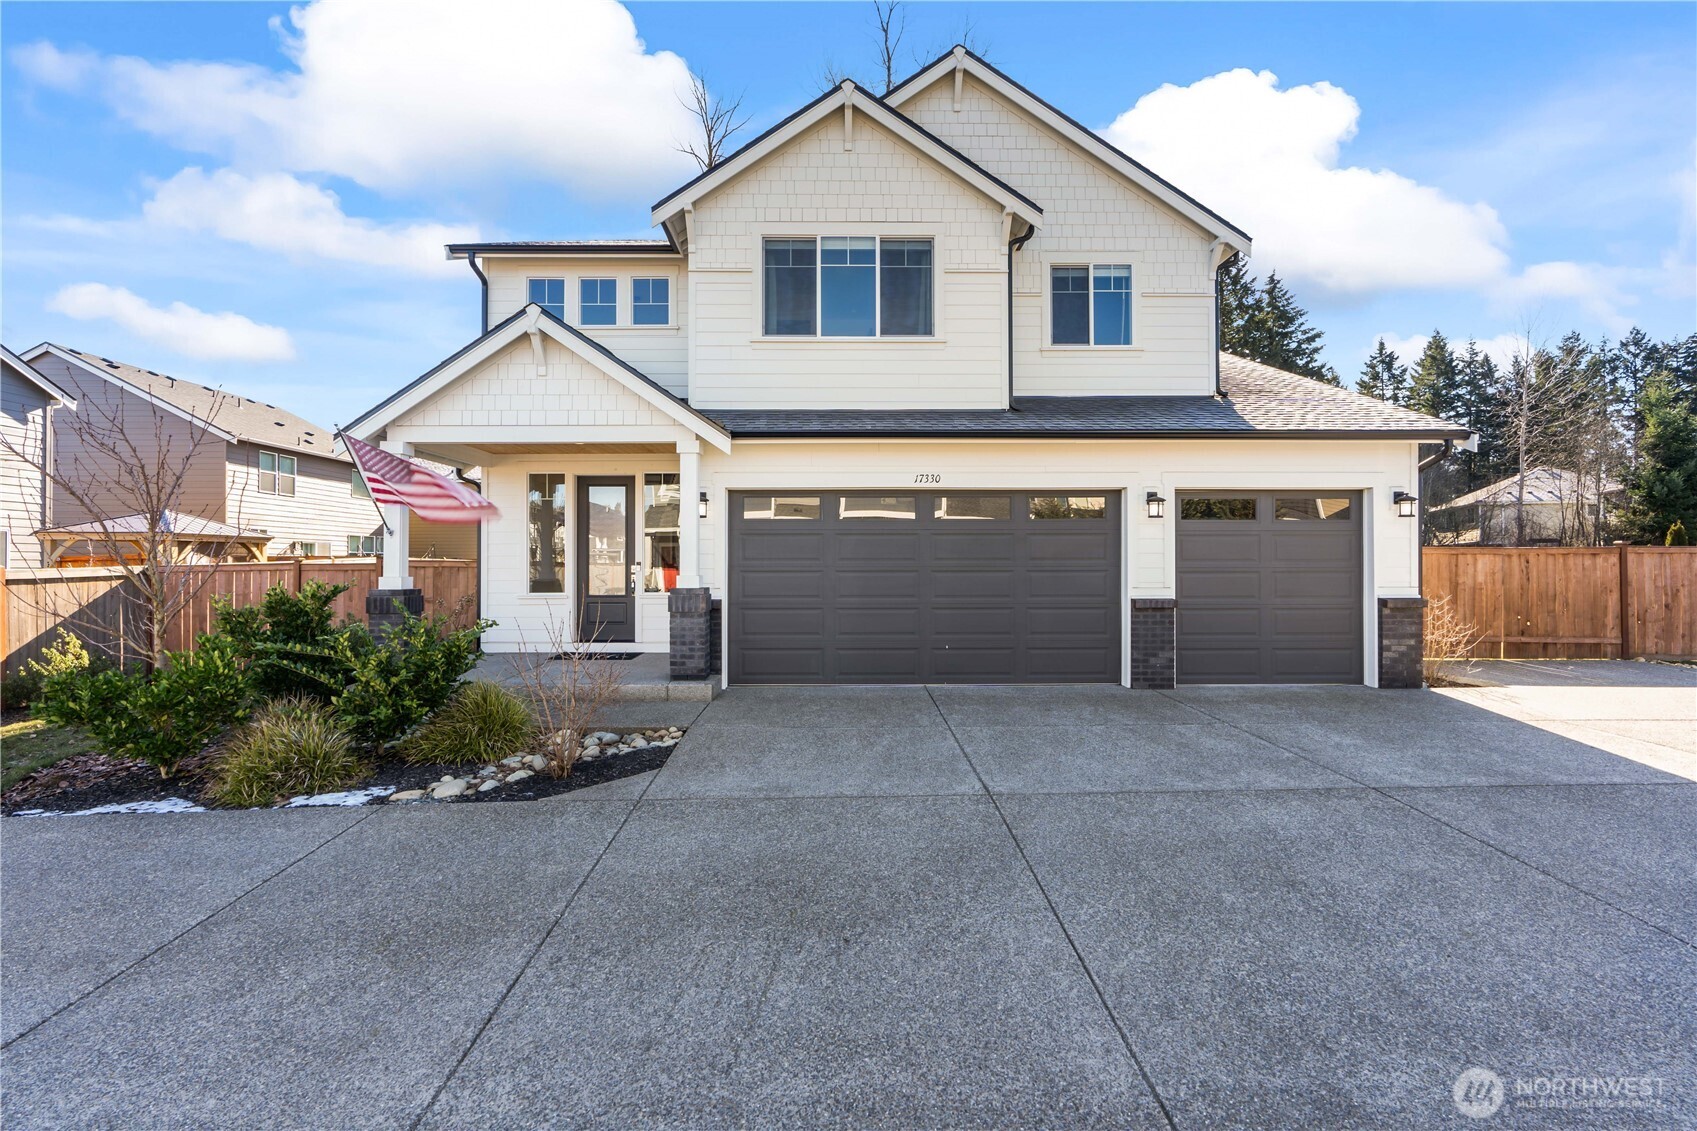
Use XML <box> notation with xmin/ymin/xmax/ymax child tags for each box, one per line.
<box><xmin>21</xmin><ymin>343</ymin><xmax>237</xmax><ymax>441</ymax></box>
<box><xmin>2</xmin><ymin>345</ymin><xmax>78</xmax><ymax>407</ymax></box>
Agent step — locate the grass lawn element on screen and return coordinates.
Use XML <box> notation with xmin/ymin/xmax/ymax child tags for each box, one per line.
<box><xmin>1</xmin><ymin>718</ymin><xmax>98</xmax><ymax>791</ymax></box>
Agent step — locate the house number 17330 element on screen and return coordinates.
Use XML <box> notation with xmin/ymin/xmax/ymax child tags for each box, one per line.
<box><xmin>913</xmin><ymin>473</ymin><xmax>941</xmax><ymax>484</ymax></box>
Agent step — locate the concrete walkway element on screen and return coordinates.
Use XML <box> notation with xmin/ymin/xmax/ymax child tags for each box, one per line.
<box><xmin>3</xmin><ymin>682</ymin><xmax>1693</xmax><ymax>1129</ymax></box>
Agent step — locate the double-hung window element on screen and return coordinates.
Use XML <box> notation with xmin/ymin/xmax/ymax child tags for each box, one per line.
<box><xmin>763</xmin><ymin>237</ymin><xmax>934</xmax><ymax>337</ymax></box>
<box><xmin>528</xmin><ymin>278</ymin><xmax>565</xmax><ymax>320</ymax></box>
<box><xmin>580</xmin><ymin>278</ymin><xmax>617</xmax><ymax>326</ymax></box>
<box><xmin>258</xmin><ymin>451</ymin><xmax>296</xmax><ymax>496</ymax></box>
<box><xmin>632</xmin><ymin>277</ymin><xmax>670</xmax><ymax>325</ymax></box>
<box><xmin>1051</xmin><ymin>264</ymin><xmax>1133</xmax><ymax>345</ymax></box>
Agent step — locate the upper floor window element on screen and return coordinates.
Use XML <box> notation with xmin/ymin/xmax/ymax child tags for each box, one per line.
<box><xmin>258</xmin><ymin>450</ymin><xmax>296</xmax><ymax>496</ymax></box>
<box><xmin>1051</xmin><ymin>264</ymin><xmax>1133</xmax><ymax>346</ymax></box>
<box><xmin>351</xmin><ymin>469</ymin><xmax>370</xmax><ymax>499</ymax></box>
<box><xmin>633</xmin><ymin>277</ymin><xmax>670</xmax><ymax>326</ymax></box>
<box><xmin>528</xmin><ymin>278</ymin><xmax>565</xmax><ymax>320</ymax></box>
<box><xmin>580</xmin><ymin>278</ymin><xmax>617</xmax><ymax>326</ymax></box>
<box><xmin>763</xmin><ymin>237</ymin><xmax>934</xmax><ymax>338</ymax></box>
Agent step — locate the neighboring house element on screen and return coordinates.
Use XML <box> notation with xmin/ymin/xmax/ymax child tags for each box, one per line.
<box><xmin>16</xmin><ymin>344</ymin><xmax>478</xmax><ymax>562</ymax></box>
<box><xmin>1</xmin><ymin>345</ymin><xmax>77</xmax><ymax>567</ymax></box>
<box><xmin>348</xmin><ymin>48</ymin><xmax>1467</xmax><ymax>688</ymax></box>
<box><xmin>1431</xmin><ymin>468</ymin><xmax>1623</xmax><ymax>546</ymax></box>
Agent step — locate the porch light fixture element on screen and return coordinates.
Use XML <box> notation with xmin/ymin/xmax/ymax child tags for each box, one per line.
<box><xmin>1145</xmin><ymin>491</ymin><xmax>1166</xmax><ymax>520</ymax></box>
<box><xmin>698</xmin><ymin>491</ymin><xmax>709</xmax><ymax>519</ymax></box>
<box><xmin>1393</xmin><ymin>490</ymin><xmax>1418</xmax><ymax>518</ymax></box>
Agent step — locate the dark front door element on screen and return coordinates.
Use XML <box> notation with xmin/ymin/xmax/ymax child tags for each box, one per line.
<box><xmin>577</xmin><ymin>477</ymin><xmax>635</xmax><ymax>643</ymax></box>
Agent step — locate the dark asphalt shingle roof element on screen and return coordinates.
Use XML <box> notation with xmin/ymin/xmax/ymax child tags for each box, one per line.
<box><xmin>699</xmin><ymin>355</ymin><xmax>1470</xmax><ymax>440</ymax></box>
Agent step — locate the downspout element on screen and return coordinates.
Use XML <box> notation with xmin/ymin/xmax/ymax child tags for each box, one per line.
<box><xmin>1211</xmin><ymin>244</ymin><xmax>1235</xmax><ymax>398</ymax></box>
<box><xmin>1007</xmin><ymin>222</ymin><xmax>1036</xmax><ymax>408</ymax></box>
<box><xmin>466</xmin><ymin>251</ymin><xmax>489</xmax><ymax>334</ymax></box>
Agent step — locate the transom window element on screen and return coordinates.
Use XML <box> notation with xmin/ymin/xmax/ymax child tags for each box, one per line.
<box><xmin>935</xmin><ymin>495</ymin><xmax>1012</xmax><ymax>520</ymax></box>
<box><xmin>528</xmin><ymin>278</ymin><xmax>565</xmax><ymax>320</ymax></box>
<box><xmin>1276</xmin><ymin>497</ymin><xmax>1354</xmax><ymax>521</ymax></box>
<box><xmin>742</xmin><ymin>495</ymin><xmax>822</xmax><ymax>520</ymax></box>
<box><xmin>257</xmin><ymin>451</ymin><xmax>296</xmax><ymax>496</ymax></box>
<box><xmin>1181</xmin><ymin>498</ymin><xmax>1257</xmax><ymax>520</ymax></box>
<box><xmin>763</xmin><ymin>237</ymin><xmax>934</xmax><ymax>338</ymax></box>
<box><xmin>1030</xmin><ymin>496</ymin><xmax>1106</xmax><ymax>519</ymax></box>
<box><xmin>1051</xmin><ymin>264</ymin><xmax>1133</xmax><ymax>346</ymax></box>
<box><xmin>579</xmin><ymin>278</ymin><xmax>617</xmax><ymax>326</ymax></box>
<box><xmin>839</xmin><ymin>496</ymin><xmax>916</xmax><ymax>520</ymax></box>
<box><xmin>633</xmin><ymin>278</ymin><xmax>670</xmax><ymax>326</ymax></box>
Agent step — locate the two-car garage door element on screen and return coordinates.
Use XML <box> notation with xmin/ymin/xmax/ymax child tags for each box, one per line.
<box><xmin>729</xmin><ymin>491</ymin><xmax>1120</xmax><ymax>683</ymax></box>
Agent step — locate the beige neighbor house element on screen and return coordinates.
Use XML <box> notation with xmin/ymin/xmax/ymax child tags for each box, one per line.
<box><xmin>2</xmin><ymin>345</ymin><xmax>78</xmax><ymax>566</ymax></box>
<box><xmin>348</xmin><ymin>48</ymin><xmax>1468</xmax><ymax>688</ymax></box>
<box><xmin>1431</xmin><ymin>467</ymin><xmax>1624</xmax><ymax>546</ymax></box>
<box><xmin>15</xmin><ymin>344</ymin><xmax>478</xmax><ymax>564</ymax></box>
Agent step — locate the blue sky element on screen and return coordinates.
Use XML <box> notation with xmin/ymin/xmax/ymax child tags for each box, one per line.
<box><xmin>3</xmin><ymin>1</ymin><xmax>1692</xmax><ymax>426</ymax></box>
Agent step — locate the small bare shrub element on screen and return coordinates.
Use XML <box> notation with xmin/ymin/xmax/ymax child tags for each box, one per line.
<box><xmin>1424</xmin><ymin>596</ymin><xmax>1484</xmax><ymax>685</ymax></box>
<box><xmin>509</xmin><ymin>619</ymin><xmax>626</xmax><ymax>778</ymax></box>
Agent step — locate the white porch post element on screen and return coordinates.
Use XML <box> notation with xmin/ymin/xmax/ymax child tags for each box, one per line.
<box><xmin>378</xmin><ymin>438</ymin><xmax>413</xmax><ymax>589</ymax></box>
<box><xmin>676</xmin><ymin>438</ymin><xmax>702</xmax><ymax>589</ymax></box>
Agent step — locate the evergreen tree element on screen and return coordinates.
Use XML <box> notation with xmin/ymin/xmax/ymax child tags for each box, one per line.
<box><xmin>1356</xmin><ymin>339</ymin><xmax>1409</xmax><ymax>404</ymax></box>
<box><xmin>1252</xmin><ymin>273</ymin><xmax>1334</xmax><ymax>382</ymax></box>
<box><xmin>1406</xmin><ymin>330</ymin><xmax>1460</xmax><ymax>420</ymax></box>
<box><xmin>1625</xmin><ymin>372</ymin><xmax>1697</xmax><ymax>544</ymax></box>
<box><xmin>1216</xmin><ymin>254</ymin><xmax>1259</xmax><ymax>359</ymax></box>
<box><xmin>1455</xmin><ymin>341</ymin><xmax>1506</xmax><ymax>486</ymax></box>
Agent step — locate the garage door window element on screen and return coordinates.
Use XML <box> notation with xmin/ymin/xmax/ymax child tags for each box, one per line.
<box><xmin>742</xmin><ymin>495</ymin><xmax>821</xmax><ymax>520</ymax></box>
<box><xmin>1275</xmin><ymin>497</ymin><xmax>1354</xmax><ymax>520</ymax></box>
<box><xmin>1030</xmin><ymin>495</ymin><xmax>1106</xmax><ymax>519</ymax></box>
<box><xmin>840</xmin><ymin>496</ymin><xmax>916</xmax><ymax>519</ymax></box>
<box><xmin>1180</xmin><ymin>497</ymin><xmax>1257</xmax><ymax>520</ymax></box>
<box><xmin>935</xmin><ymin>495</ymin><xmax>1011</xmax><ymax>520</ymax></box>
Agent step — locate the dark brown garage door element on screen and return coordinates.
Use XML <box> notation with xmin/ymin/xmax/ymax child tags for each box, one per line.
<box><xmin>729</xmin><ymin>491</ymin><xmax>1120</xmax><ymax>684</ymax></box>
<box><xmin>1175</xmin><ymin>491</ymin><xmax>1363</xmax><ymax>684</ymax></box>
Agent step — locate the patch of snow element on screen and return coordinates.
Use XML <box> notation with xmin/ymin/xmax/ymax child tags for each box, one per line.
<box><xmin>282</xmin><ymin>785</ymin><xmax>396</xmax><ymax>808</ymax></box>
<box><xmin>70</xmin><ymin>798</ymin><xmax>206</xmax><ymax>816</ymax></box>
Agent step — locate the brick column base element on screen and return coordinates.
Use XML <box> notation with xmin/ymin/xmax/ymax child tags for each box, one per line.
<box><xmin>1378</xmin><ymin>597</ymin><xmax>1427</xmax><ymax>688</ymax></box>
<box><xmin>366</xmin><ymin>588</ymin><xmax>425</xmax><ymax>641</ymax></box>
<box><xmin>668</xmin><ymin>587</ymin><xmax>712</xmax><ymax>680</ymax></box>
<box><xmin>1129</xmin><ymin>598</ymin><xmax>1177</xmax><ymax>689</ymax></box>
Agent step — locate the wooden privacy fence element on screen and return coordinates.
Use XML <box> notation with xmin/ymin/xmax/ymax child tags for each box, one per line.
<box><xmin>1423</xmin><ymin>546</ymin><xmax>1696</xmax><ymax>660</ymax></box>
<box><xmin>2</xmin><ymin>559</ymin><xmax>477</xmax><ymax>676</ymax></box>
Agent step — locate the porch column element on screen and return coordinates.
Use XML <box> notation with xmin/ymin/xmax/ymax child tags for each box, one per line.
<box><xmin>369</xmin><ymin>438</ymin><xmax>423</xmax><ymax>636</ymax></box>
<box><xmin>676</xmin><ymin>438</ymin><xmax>701</xmax><ymax>588</ymax></box>
<box><xmin>669</xmin><ymin>437</ymin><xmax>711</xmax><ymax>679</ymax></box>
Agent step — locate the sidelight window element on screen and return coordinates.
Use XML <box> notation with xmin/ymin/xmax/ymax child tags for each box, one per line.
<box><xmin>528</xmin><ymin>473</ymin><xmax>567</xmax><ymax>592</ymax></box>
<box><xmin>643</xmin><ymin>473</ymin><xmax>680</xmax><ymax>592</ymax></box>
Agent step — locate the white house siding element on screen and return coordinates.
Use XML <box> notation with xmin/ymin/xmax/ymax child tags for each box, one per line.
<box><xmin>902</xmin><ymin>75</ymin><xmax>1218</xmax><ymax>397</ymax></box>
<box><xmin>2</xmin><ymin>362</ymin><xmax>52</xmax><ymax>566</ymax></box>
<box><xmin>482</xmin><ymin>255</ymin><xmax>689</xmax><ymax>396</ymax></box>
<box><xmin>225</xmin><ymin>443</ymin><xmax>384</xmax><ymax>556</ymax></box>
<box><xmin>470</xmin><ymin>438</ymin><xmax>1424</xmax><ymax>686</ymax></box>
<box><xmin>686</xmin><ymin>113</ymin><xmax>1010</xmax><ymax>411</ymax></box>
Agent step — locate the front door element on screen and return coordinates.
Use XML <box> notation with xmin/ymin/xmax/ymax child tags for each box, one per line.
<box><xmin>577</xmin><ymin>477</ymin><xmax>636</xmax><ymax>643</ymax></box>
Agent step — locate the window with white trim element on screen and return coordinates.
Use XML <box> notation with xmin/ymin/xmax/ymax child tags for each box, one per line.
<box><xmin>579</xmin><ymin>278</ymin><xmax>616</xmax><ymax>326</ymax></box>
<box><xmin>258</xmin><ymin>451</ymin><xmax>296</xmax><ymax>496</ymax></box>
<box><xmin>1051</xmin><ymin>264</ymin><xmax>1133</xmax><ymax>346</ymax></box>
<box><xmin>633</xmin><ymin>277</ymin><xmax>670</xmax><ymax>325</ymax></box>
<box><xmin>527</xmin><ymin>278</ymin><xmax>565</xmax><ymax>320</ymax></box>
<box><xmin>351</xmin><ymin>469</ymin><xmax>370</xmax><ymax>498</ymax></box>
<box><xmin>348</xmin><ymin>534</ymin><xmax>383</xmax><ymax>555</ymax></box>
<box><xmin>763</xmin><ymin>237</ymin><xmax>934</xmax><ymax>337</ymax></box>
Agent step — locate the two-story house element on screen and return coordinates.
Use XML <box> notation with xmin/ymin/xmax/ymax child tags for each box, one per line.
<box><xmin>16</xmin><ymin>344</ymin><xmax>478</xmax><ymax>563</ymax></box>
<box><xmin>348</xmin><ymin>49</ymin><xmax>1466</xmax><ymax>688</ymax></box>
<box><xmin>2</xmin><ymin>345</ymin><xmax>78</xmax><ymax>566</ymax></box>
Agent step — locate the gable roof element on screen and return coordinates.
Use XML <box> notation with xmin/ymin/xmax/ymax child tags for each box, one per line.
<box><xmin>1433</xmin><ymin>467</ymin><xmax>1625</xmax><ymax>510</ymax></box>
<box><xmin>701</xmin><ymin>354</ymin><xmax>1469</xmax><ymax>440</ymax></box>
<box><xmin>19</xmin><ymin>343</ymin><xmax>352</xmax><ymax>458</ymax></box>
<box><xmin>886</xmin><ymin>46</ymin><xmax>1250</xmax><ymax>250</ymax></box>
<box><xmin>2</xmin><ymin>344</ymin><xmax>77</xmax><ymax>407</ymax></box>
<box><xmin>651</xmin><ymin>79</ymin><xmax>1042</xmax><ymax>239</ymax></box>
<box><xmin>344</xmin><ymin>305</ymin><xmax>732</xmax><ymax>451</ymax></box>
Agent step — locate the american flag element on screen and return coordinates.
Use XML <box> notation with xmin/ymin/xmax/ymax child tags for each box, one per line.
<box><xmin>341</xmin><ymin>433</ymin><xmax>499</xmax><ymax>525</ymax></box>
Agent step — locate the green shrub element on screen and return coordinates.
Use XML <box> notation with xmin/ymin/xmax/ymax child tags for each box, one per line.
<box><xmin>331</xmin><ymin>614</ymin><xmax>489</xmax><ymax>753</ymax></box>
<box><xmin>2</xmin><ymin>669</ymin><xmax>44</xmax><ymax>711</ymax></box>
<box><xmin>215</xmin><ymin>581</ymin><xmax>353</xmax><ymax>699</ymax></box>
<box><xmin>209</xmin><ymin>696</ymin><xmax>366</xmax><ymax>808</ymax></box>
<box><xmin>1667</xmin><ymin>520</ymin><xmax>1690</xmax><ymax>546</ymax></box>
<box><xmin>18</xmin><ymin>631</ymin><xmax>103</xmax><ymax>714</ymax></box>
<box><xmin>31</xmin><ymin>631</ymin><xmax>126</xmax><ymax>730</ymax></box>
<box><xmin>400</xmin><ymin>680</ymin><xmax>535</xmax><ymax>765</ymax></box>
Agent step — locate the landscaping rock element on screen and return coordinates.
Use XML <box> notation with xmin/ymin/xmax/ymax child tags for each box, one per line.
<box><xmin>389</xmin><ymin>789</ymin><xmax>428</xmax><ymax>802</ymax></box>
<box><xmin>431</xmin><ymin>778</ymin><xmax>468</xmax><ymax>800</ymax></box>
<box><xmin>477</xmin><ymin>780</ymin><xmax>499</xmax><ymax>793</ymax></box>
<box><xmin>525</xmin><ymin>754</ymin><xmax>549</xmax><ymax>771</ymax></box>
<box><xmin>506</xmin><ymin>769</ymin><xmax>533</xmax><ymax>783</ymax></box>
<box><xmin>500</xmin><ymin>756</ymin><xmax>524</xmax><ymax>767</ymax></box>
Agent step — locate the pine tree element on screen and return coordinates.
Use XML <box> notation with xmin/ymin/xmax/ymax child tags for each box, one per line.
<box><xmin>1217</xmin><ymin>254</ymin><xmax>1259</xmax><ymax>358</ymax></box>
<box><xmin>1252</xmin><ymin>273</ymin><xmax>1333</xmax><ymax>382</ymax></box>
<box><xmin>1356</xmin><ymin>339</ymin><xmax>1409</xmax><ymax>404</ymax></box>
<box><xmin>1406</xmin><ymin>330</ymin><xmax>1460</xmax><ymax>420</ymax></box>
<box><xmin>1625</xmin><ymin>372</ymin><xmax>1697</xmax><ymax>544</ymax></box>
<box><xmin>1455</xmin><ymin>341</ymin><xmax>1505</xmax><ymax>487</ymax></box>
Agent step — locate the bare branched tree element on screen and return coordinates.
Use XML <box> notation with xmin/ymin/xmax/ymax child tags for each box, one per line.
<box><xmin>1</xmin><ymin>386</ymin><xmax>244</xmax><ymax>669</ymax></box>
<box><xmin>873</xmin><ymin>1</ymin><xmax>907</xmax><ymax>94</ymax></box>
<box><xmin>510</xmin><ymin>617</ymin><xmax>626</xmax><ymax>778</ymax></box>
<box><xmin>675</xmin><ymin>72</ymin><xmax>751</xmax><ymax>171</ymax></box>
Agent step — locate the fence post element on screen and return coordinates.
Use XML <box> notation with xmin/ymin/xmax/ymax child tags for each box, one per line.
<box><xmin>293</xmin><ymin>557</ymin><xmax>304</xmax><ymax>596</ymax></box>
<box><xmin>1618</xmin><ymin>543</ymin><xmax>1632</xmax><ymax>660</ymax></box>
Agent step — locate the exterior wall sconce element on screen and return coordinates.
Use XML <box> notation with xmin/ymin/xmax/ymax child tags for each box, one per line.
<box><xmin>1145</xmin><ymin>492</ymin><xmax>1166</xmax><ymax>520</ymax></box>
<box><xmin>698</xmin><ymin>491</ymin><xmax>709</xmax><ymax>519</ymax></box>
<box><xmin>1393</xmin><ymin>490</ymin><xmax>1418</xmax><ymax>518</ymax></box>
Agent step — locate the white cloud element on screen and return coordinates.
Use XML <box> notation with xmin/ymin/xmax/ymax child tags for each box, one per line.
<box><xmin>11</xmin><ymin>0</ymin><xmax>699</xmax><ymax>196</ymax></box>
<box><xmin>1494</xmin><ymin>260</ymin><xmax>1634</xmax><ymax>334</ymax></box>
<box><xmin>1102</xmin><ymin>69</ymin><xmax>1510</xmax><ymax>295</ymax></box>
<box><xmin>141</xmin><ymin>168</ymin><xmax>476</xmax><ymax>276</ymax></box>
<box><xmin>47</xmin><ymin>284</ymin><xmax>296</xmax><ymax>361</ymax></box>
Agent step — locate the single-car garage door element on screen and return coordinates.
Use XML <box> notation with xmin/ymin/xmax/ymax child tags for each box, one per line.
<box><xmin>730</xmin><ymin>491</ymin><xmax>1120</xmax><ymax>684</ymax></box>
<box><xmin>1175</xmin><ymin>491</ymin><xmax>1363</xmax><ymax>684</ymax></box>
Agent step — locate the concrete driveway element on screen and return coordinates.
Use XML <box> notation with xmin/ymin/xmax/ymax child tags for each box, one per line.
<box><xmin>3</xmin><ymin>677</ymin><xmax>1693</xmax><ymax>1130</ymax></box>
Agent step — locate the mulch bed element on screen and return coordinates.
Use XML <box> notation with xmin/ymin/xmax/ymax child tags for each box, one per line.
<box><xmin>2</xmin><ymin>738</ymin><xmax>674</xmax><ymax>815</ymax></box>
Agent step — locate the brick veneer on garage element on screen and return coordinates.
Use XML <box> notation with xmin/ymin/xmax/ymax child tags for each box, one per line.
<box><xmin>1378</xmin><ymin>597</ymin><xmax>1427</xmax><ymax>688</ymax></box>
<box><xmin>668</xmin><ymin>588</ymin><xmax>713</xmax><ymax>680</ymax></box>
<box><xmin>1129</xmin><ymin>598</ymin><xmax>1177</xmax><ymax>689</ymax></box>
